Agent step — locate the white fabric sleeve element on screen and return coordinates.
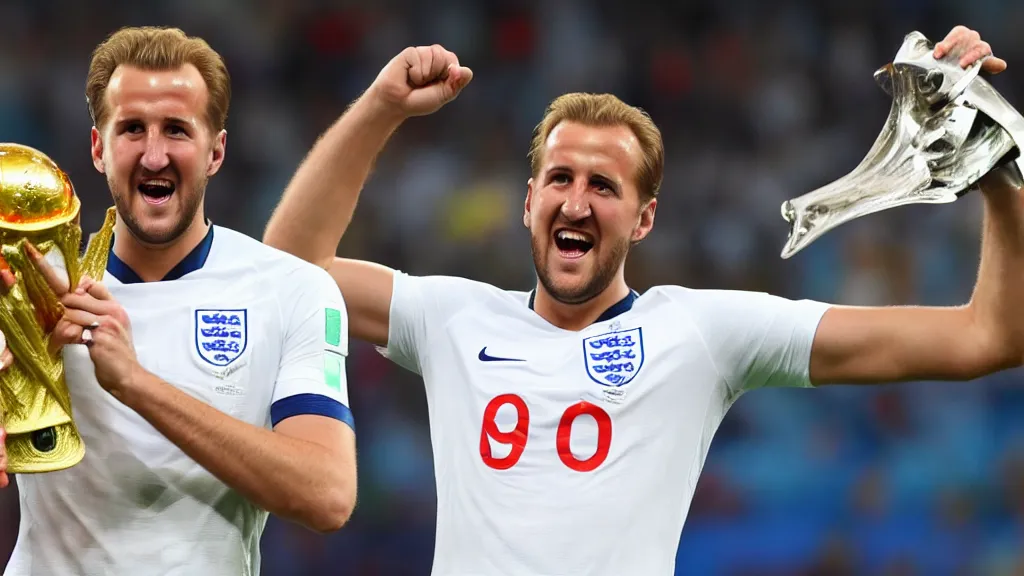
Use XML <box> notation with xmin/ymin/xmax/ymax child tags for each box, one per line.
<box><xmin>678</xmin><ymin>289</ymin><xmax>830</xmax><ymax>394</ymax></box>
<box><xmin>269</xmin><ymin>264</ymin><xmax>352</xmax><ymax>430</ymax></box>
<box><xmin>382</xmin><ymin>272</ymin><xmax>466</xmax><ymax>375</ymax></box>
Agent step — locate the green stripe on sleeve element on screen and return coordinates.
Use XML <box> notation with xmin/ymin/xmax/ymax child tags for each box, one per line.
<box><xmin>324</xmin><ymin>352</ymin><xmax>343</xmax><ymax>392</ymax></box>
<box><xmin>325</xmin><ymin>308</ymin><xmax>341</xmax><ymax>347</ymax></box>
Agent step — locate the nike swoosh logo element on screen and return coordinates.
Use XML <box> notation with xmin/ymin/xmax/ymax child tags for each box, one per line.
<box><xmin>478</xmin><ymin>347</ymin><xmax>525</xmax><ymax>362</ymax></box>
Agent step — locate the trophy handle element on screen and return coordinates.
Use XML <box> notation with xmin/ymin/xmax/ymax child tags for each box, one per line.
<box><xmin>78</xmin><ymin>206</ymin><xmax>116</xmax><ymax>284</ymax></box>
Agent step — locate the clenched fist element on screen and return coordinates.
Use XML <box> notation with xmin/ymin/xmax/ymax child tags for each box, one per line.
<box><xmin>368</xmin><ymin>45</ymin><xmax>473</xmax><ymax>119</ymax></box>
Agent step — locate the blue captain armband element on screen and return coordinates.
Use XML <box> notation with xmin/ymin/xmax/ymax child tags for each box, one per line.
<box><xmin>271</xmin><ymin>394</ymin><xmax>355</xmax><ymax>431</ymax></box>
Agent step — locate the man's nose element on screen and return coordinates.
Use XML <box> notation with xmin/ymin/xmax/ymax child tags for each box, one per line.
<box><xmin>139</xmin><ymin>128</ymin><xmax>170</xmax><ymax>173</ymax></box>
<box><xmin>561</xmin><ymin>186</ymin><xmax>592</xmax><ymax>221</ymax></box>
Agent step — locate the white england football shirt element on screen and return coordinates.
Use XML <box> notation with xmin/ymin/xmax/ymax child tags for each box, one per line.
<box><xmin>384</xmin><ymin>273</ymin><xmax>829</xmax><ymax>576</ymax></box>
<box><xmin>5</xmin><ymin>225</ymin><xmax>353</xmax><ymax>576</ymax></box>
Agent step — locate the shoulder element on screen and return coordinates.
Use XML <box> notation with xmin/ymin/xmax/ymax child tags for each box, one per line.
<box><xmin>211</xmin><ymin>226</ymin><xmax>339</xmax><ymax>293</ymax></box>
<box><xmin>392</xmin><ymin>271</ymin><xmax>528</xmax><ymax>309</ymax></box>
<box><xmin>641</xmin><ymin>285</ymin><xmax>830</xmax><ymax>339</ymax></box>
<box><xmin>636</xmin><ymin>285</ymin><xmax>805</xmax><ymax>332</ymax></box>
<box><xmin>643</xmin><ymin>285</ymin><xmax>785</xmax><ymax>309</ymax></box>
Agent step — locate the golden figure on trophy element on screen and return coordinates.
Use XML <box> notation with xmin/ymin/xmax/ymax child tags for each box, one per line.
<box><xmin>0</xmin><ymin>143</ymin><xmax>115</xmax><ymax>473</ymax></box>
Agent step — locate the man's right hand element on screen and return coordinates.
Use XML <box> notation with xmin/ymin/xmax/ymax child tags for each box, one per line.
<box><xmin>367</xmin><ymin>45</ymin><xmax>473</xmax><ymax>119</ymax></box>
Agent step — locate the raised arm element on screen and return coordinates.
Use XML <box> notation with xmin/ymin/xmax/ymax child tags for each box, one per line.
<box><xmin>811</xmin><ymin>162</ymin><xmax>1024</xmax><ymax>385</ymax></box>
<box><xmin>808</xmin><ymin>28</ymin><xmax>1021</xmax><ymax>385</ymax></box>
<box><xmin>263</xmin><ymin>46</ymin><xmax>472</xmax><ymax>346</ymax></box>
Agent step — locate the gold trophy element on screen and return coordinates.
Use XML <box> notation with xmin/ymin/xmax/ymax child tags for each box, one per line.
<box><xmin>0</xmin><ymin>143</ymin><xmax>115</xmax><ymax>473</ymax></box>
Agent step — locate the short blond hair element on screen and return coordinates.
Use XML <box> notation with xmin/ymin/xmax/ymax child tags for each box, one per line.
<box><xmin>528</xmin><ymin>93</ymin><xmax>664</xmax><ymax>201</ymax></box>
<box><xmin>86</xmin><ymin>26</ymin><xmax>231</xmax><ymax>132</ymax></box>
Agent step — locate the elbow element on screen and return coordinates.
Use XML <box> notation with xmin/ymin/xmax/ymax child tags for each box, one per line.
<box><xmin>990</xmin><ymin>346</ymin><xmax>1024</xmax><ymax>376</ymax></box>
<box><xmin>961</xmin><ymin>319</ymin><xmax>1024</xmax><ymax>380</ymax></box>
<box><xmin>957</xmin><ymin>340</ymin><xmax>1022</xmax><ymax>381</ymax></box>
<box><xmin>962</xmin><ymin>356</ymin><xmax>1021</xmax><ymax>382</ymax></box>
<box><xmin>302</xmin><ymin>484</ymin><xmax>356</xmax><ymax>534</ymax></box>
<box><xmin>317</xmin><ymin>488</ymin><xmax>356</xmax><ymax>533</ymax></box>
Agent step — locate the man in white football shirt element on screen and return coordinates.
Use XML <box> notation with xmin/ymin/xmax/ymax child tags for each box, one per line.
<box><xmin>0</xmin><ymin>27</ymin><xmax>357</xmax><ymax>576</ymax></box>
<box><xmin>265</xmin><ymin>27</ymin><xmax>1016</xmax><ymax>576</ymax></box>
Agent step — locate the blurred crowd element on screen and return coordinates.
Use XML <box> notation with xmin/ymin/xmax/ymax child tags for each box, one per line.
<box><xmin>3</xmin><ymin>0</ymin><xmax>1024</xmax><ymax>574</ymax></box>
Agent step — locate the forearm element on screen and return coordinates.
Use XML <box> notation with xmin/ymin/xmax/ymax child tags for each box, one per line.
<box><xmin>967</xmin><ymin>163</ymin><xmax>1024</xmax><ymax>369</ymax></box>
<box><xmin>114</xmin><ymin>368</ymin><xmax>354</xmax><ymax>532</ymax></box>
<box><xmin>264</xmin><ymin>93</ymin><xmax>405</xmax><ymax>268</ymax></box>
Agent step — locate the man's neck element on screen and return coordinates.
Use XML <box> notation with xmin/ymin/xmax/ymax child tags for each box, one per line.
<box><xmin>532</xmin><ymin>277</ymin><xmax>631</xmax><ymax>332</ymax></box>
<box><xmin>112</xmin><ymin>217</ymin><xmax>209</xmax><ymax>282</ymax></box>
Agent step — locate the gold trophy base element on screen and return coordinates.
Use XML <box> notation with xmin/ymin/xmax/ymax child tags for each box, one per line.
<box><xmin>6</xmin><ymin>423</ymin><xmax>84</xmax><ymax>474</ymax></box>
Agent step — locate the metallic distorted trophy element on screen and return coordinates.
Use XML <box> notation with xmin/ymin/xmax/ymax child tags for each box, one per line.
<box><xmin>780</xmin><ymin>31</ymin><xmax>1024</xmax><ymax>258</ymax></box>
<box><xmin>0</xmin><ymin>143</ymin><xmax>115</xmax><ymax>473</ymax></box>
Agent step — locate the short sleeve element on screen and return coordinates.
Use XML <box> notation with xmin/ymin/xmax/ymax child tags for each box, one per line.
<box><xmin>269</xmin><ymin>265</ymin><xmax>353</xmax><ymax>430</ymax></box>
<box><xmin>676</xmin><ymin>289</ymin><xmax>830</xmax><ymax>394</ymax></box>
<box><xmin>382</xmin><ymin>273</ymin><xmax>469</xmax><ymax>375</ymax></box>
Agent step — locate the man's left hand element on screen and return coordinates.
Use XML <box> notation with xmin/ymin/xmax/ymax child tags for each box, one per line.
<box><xmin>934</xmin><ymin>25</ymin><xmax>1008</xmax><ymax>74</ymax></box>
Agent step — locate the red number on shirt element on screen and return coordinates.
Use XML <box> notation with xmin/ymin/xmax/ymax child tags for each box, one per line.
<box><xmin>479</xmin><ymin>395</ymin><xmax>612</xmax><ymax>472</ymax></box>
<box><xmin>479</xmin><ymin>394</ymin><xmax>530</xmax><ymax>470</ymax></box>
<box><xmin>557</xmin><ymin>401</ymin><xmax>613</xmax><ymax>472</ymax></box>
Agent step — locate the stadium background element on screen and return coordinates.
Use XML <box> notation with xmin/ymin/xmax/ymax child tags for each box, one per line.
<box><xmin>3</xmin><ymin>0</ymin><xmax>1024</xmax><ymax>574</ymax></box>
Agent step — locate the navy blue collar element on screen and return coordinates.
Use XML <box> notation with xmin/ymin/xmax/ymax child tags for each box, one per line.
<box><xmin>528</xmin><ymin>288</ymin><xmax>639</xmax><ymax>324</ymax></box>
<box><xmin>106</xmin><ymin>224</ymin><xmax>215</xmax><ymax>284</ymax></box>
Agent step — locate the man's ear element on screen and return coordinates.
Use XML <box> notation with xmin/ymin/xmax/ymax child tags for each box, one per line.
<box><xmin>632</xmin><ymin>198</ymin><xmax>657</xmax><ymax>244</ymax></box>
<box><xmin>524</xmin><ymin>177</ymin><xmax>535</xmax><ymax>229</ymax></box>
<box><xmin>91</xmin><ymin>126</ymin><xmax>105</xmax><ymax>174</ymax></box>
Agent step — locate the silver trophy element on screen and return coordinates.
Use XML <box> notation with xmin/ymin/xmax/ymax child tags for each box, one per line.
<box><xmin>780</xmin><ymin>31</ymin><xmax>1024</xmax><ymax>259</ymax></box>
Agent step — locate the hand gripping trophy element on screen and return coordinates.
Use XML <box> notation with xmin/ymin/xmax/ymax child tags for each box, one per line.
<box><xmin>0</xmin><ymin>143</ymin><xmax>115</xmax><ymax>473</ymax></box>
<box><xmin>780</xmin><ymin>31</ymin><xmax>1024</xmax><ymax>258</ymax></box>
